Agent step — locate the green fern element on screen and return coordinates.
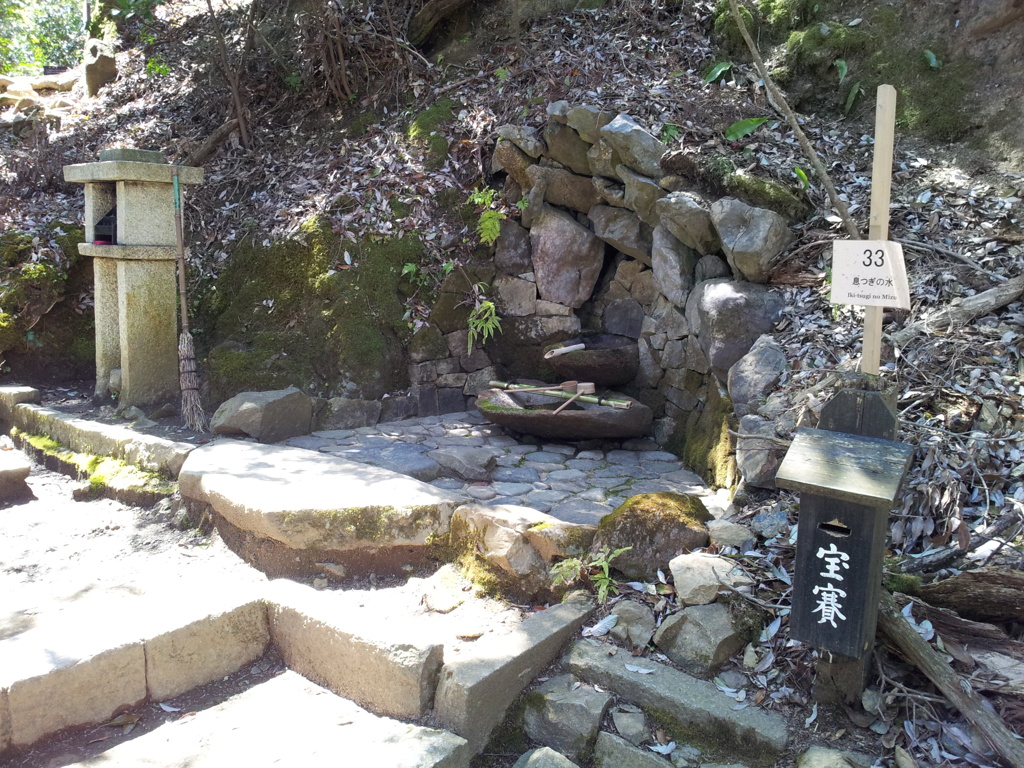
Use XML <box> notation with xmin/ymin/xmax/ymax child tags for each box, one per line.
<box><xmin>476</xmin><ymin>210</ymin><xmax>505</xmax><ymax>245</ymax></box>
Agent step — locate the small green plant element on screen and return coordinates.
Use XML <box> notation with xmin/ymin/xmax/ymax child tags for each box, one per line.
<box><xmin>794</xmin><ymin>166</ymin><xmax>810</xmax><ymax>190</ymax></box>
<box><xmin>550</xmin><ymin>546</ymin><xmax>632</xmax><ymax>604</ymax></box>
<box><xmin>145</xmin><ymin>56</ymin><xmax>170</xmax><ymax>76</ymax></box>
<box><xmin>466</xmin><ymin>284</ymin><xmax>501</xmax><ymax>354</ymax></box>
<box><xmin>834</xmin><ymin>58</ymin><xmax>847</xmax><ymax>84</ymax></box>
<box><xmin>725</xmin><ymin>117</ymin><xmax>770</xmax><ymax>141</ymax></box>
<box><xmin>284</xmin><ymin>71</ymin><xmax>302</xmax><ymax>91</ymax></box>
<box><xmin>468</xmin><ymin>187</ymin><xmax>506</xmax><ymax>246</ymax></box>
<box><xmin>495</xmin><ymin>66</ymin><xmax>511</xmax><ymax>83</ymax></box>
<box><xmin>660</xmin><ymin>123</ymin><xmax>682</xmax><ymax>143</ymax></box>
<box><xmin>515</xmin><ymin>196</ymin><xmax>529</xmax><ymax>212</ymax></box>
<box><xmin>844</xmin><ymin>80</ymin><xmax>864</xmax><ymax>115</ymax></box>
<box><xmin>703</xmin><ymin>60</ymin><xmax>732</xmax><ymax>84</ymax></box>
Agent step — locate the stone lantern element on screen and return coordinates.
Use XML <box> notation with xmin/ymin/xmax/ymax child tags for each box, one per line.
<box><xmin>63</xmin><ymin>148</ymin><xmax>203</xmax><ymax>407</ymax></box>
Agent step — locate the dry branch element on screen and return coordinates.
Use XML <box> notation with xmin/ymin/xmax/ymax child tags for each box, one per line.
<box><xmin>205</xmin><ymin>0</ymin><xmax>252</xmax><ymax>149</ymax></box>
<box><xmin>182</xmin><ymin>119</ymin><xmax>239</xmax><ymax>168</ymax></box>
<box><xmin>890</xmin><ymin>275</ymin><xmax>1024</xmax><ymax>347</ymax></box>
<box><xmin>892</xmin><ymin>593</ymin><xmax>1024</xmax><ymax>658</ymax></box>
<box><xmin>878</xmin><ymin>591</ymin><xmax>1024</xmax><ymax>768</ymax></box>
<box><xmin>726</xmin><ymin>0</ymin><xmax>859</xmax><ymax>240</ymax></box>
<box><xmin>901</xmin><ymin>510</ymin><xmax>1021</xmax><ymax>573</ymax></box>
<box><xmin>918</xmin><ymin>568</ymin><xmax>1024</xmax><ymax>623</ymax></box>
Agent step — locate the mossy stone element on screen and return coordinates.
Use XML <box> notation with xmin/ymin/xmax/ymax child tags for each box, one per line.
<box><xmin>409</xmin><ymin>324</ymin><xmax>449</xmax><ymax>362</ymax></box>
<box><xmin>591</xmin><ymin>492</ymin><xmax>712</xmax><ymax>581</ymax></box>
<box><xmin>673</xmin><ymin>382</ymin><xmax>737</xmax><ymax>489</ymax></box>
<box><xmin>206</xmin><ymin>216</ymin><xmax>415</xmax><ymax>403</ymax></box>
<box><xmin>408</xmin><ymin>99</ymin><xmax>457</xmax><ymax>170</ymax></box>
<box><xmin>723</xmin><ymin>171</ymin><xmax>812</xmax><ymax>222</ymax></box>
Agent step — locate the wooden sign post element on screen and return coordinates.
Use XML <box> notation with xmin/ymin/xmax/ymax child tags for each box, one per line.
<box><xmin>830</xmin><ymin>85</ymin><xmax>909</xmax><ymax>374</ymax></box>
<box><xmin>775</xmin><ymin>86</ymin><xmax>917</xmax><ymax>703</ymax></box>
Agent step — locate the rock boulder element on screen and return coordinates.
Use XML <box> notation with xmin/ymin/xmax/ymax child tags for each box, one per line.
<box><xmin>211</xmin><ymin>386</ymin><xmax>313</xmax><ymax>443</ymax></box>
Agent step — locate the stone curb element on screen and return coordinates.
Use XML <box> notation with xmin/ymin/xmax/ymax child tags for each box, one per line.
<box><xmin>0</xmin><ymin>387</ymin><xmax>195</xmax><ymax>478</ymax></box>
<box><xmin>567</xmin><ymin>639</ymin><xmax>788</xmax><ymax>766</ymax></box>
<box><xmin>434</xmin><ymin>596</ymin><xmax>596</xmax><ymax>754</ymax></box>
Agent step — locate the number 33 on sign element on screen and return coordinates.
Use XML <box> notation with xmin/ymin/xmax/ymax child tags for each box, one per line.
<box><xmin>831</xmin><ymin>240</ymin><xmax>911</xmax><ymax>310</ymax></box>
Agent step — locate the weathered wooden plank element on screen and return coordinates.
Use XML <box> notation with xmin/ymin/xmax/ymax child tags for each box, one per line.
<box><xmin>776</xmin><ymin>428</ymin><xmax>913</xmax><ymax>505</ymax></box>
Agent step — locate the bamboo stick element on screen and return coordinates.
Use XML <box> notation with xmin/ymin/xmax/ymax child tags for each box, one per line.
<box><xmin>489</xmin><ymin>381</ymin><xmax>633</xmax><ymax>409</ymax></box>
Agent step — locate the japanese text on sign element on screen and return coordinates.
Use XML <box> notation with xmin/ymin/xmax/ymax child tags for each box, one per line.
<box><xmin>812</xmin><ymin>543</ymin><xmax>850</xmax><ymax>628</ymax></box>
<box><xmin>831</xmin><ymin>240</ymin><xmax>910</xmax><ymax>309</ymax></box>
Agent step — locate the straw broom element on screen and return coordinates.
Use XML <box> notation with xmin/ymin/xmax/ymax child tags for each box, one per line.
<box><xmin>172</xmin><ymin>167</ymin><xmax>207</xmax><ymax>432</ymax></box>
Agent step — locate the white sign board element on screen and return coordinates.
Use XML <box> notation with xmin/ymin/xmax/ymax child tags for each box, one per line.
<box><xmin>831</xmin><ymin>240</ymin><xmax>911</xmax><ymax>310</ymax></box>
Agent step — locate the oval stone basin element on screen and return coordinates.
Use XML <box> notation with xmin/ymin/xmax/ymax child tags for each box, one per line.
<box><xmin>476</xmin><ymin>387</ymin><xmax>652</xmax><ymax>440</ymax></box>
<box><xmin>544</xmin><ymin>334</ymin><xmax>639</xmax><ymax>387</ymax></box>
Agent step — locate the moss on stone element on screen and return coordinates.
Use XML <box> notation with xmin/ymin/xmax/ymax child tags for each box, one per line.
<box><xmin>785</xmin><ymin>22</ymin><xmax>869</xmax><ymax>69</ymax></box>
<box><xmin>206</xmin><ymin>215</ymin><xmax>416</xmax><ymax>403</ymax></box>
<box><xmin>407</xmin><ymin>99</ymin><xmax>456</xmax><ymax>170</ymax></box>
<box><xmin>14</xmin><ymin>429</ymin><xmax>176</xmax><ymax>502</ymax></box>
<box><xmin>723</xmin><ymin>171</ymin><xmax>812</xmax><ymax>222</ymax></box>
<box><xmin>674</xmin><ymin>384</ymin><xmax>736</xmax><ymax>490</ymax></box>
<box><xmin>883</xmin><ymin>569</ymin><xmax>922</xmax><ymax>596</ymax></box>
<box><xmin>598</xmin><ymin>492</ymin><xmax>713</xmax><ymax>534</ymax></box>
<box><xmin>711</xmin><ymin>0</ymin><xmax>758</xmax><ymax>56</ymax></box>
<box><xmin>759</xmin><ymin>0</ymin><xmax>816</xmax><ymax>32</ymax></box>
<box><xmin>0</xmin><ymin>224</ymin><xmax>87</xmax><ymax>371</ymax></box>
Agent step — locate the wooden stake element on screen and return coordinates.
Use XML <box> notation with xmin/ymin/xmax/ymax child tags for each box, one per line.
<box><xmin>861</xmin><ymin>85</ymin><xmax>897</xmax><ymax>375</ymax></box>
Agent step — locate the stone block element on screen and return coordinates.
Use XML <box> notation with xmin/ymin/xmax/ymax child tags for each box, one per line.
<box><xmin>268</xmin><ymin>581</ymin><xmax>444</xmax><ymax>720</ymax></box>
<box><xmin>54</xmin><ymin>671</ymin><xmax>470</xmax><ymax>768</ymax></box>
<box><xmin>568</xmin><ymin>640</ymin><xmax>788</xmax><ymax>764</ymax></box>
<box><xmin>593</xmin><ymin>731</ymin><xmax>671</xmax><ymax>768</ymax></box>
<box><xmin>10</xmin><ymin>403</ymin><xmax>194</xmax><ymax>477</ymax></box>
<box><xmin>438</xmin><ymin>387</ymin><xmax>467</xmax><ymax>414</ymax></box>
<box><xmin>144</xmin><ymin>600</ymin><xmax>269</xmax><ymax>701</ymax></box>
<box><xmin>0</xmin><ymin>448</ymin><xmax>31</xmax><ymax>501</ymax></box>
<box><xmin>0</xmin><ymin>386</ymin><xmax>40</xmax><ymax>423</ymax></box>
<box><xmin>434</xmin><ymin>597</ymin><xmax>595</xmax><ymax>753</ymax></box>
<box><xmin>0</xmin><ymin>688</ymin><xmax>10</xmax><ymax>754</ymax></box>
<box><xmin>514</xmin><ymin>746</ymin><xmax>581</xmax><ymax>768</ymax></box>
<box><xmin>2</xmin><ymin>634</ymin><xmax>146</xmax><ymax>748</ymax></box>
<box><xmin>524</xmin><ymin>674</ymin><xmax>611</xmax><ymax>762</ymax></box>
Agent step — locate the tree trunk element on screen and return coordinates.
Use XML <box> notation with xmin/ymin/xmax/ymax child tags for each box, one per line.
<box><xmin>918</xmin><ymin>568</ymin><xmax>1024</xmax><ymax>623</ymax></box>
<box><xmin>878</xmin><ymin>592</ymin><xmax>1024</xmax><ymax>768</ymax></box>
<box><xmin>407</xmin><ymin>0</ymin><xmax>474</xmax><ymax>47</ymax></box>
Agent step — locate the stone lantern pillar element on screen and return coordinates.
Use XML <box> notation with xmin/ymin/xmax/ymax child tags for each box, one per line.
<box><xmin>63</xmin><ymin>148</ymin><xmax>204</xmax><ymax>407</ymax></box>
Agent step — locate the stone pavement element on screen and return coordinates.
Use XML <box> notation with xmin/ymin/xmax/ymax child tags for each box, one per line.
<box><xmin>282</xmin><ymin>410</ymin><xmax>732</xmax><ymax>524</ymax></box>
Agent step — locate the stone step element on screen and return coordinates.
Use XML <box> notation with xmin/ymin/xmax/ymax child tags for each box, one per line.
<box><xmin>567</xmin><ymin>639</ymin><xmax>788</xmax><ymax>767</ymax></box>
<box><xmin>0</xmin><ymin>446</ymin><xmax>31</xmax><ymax>501</ymax></box>
<box><xmin>53</xmin><ymin>671</ymin><xmax>470</xmax><ymax>768</ymax></box>
<box><xmin>266</xmin><ymin>579</ymin><xmax>444</xmax><ymax>720</ymax></box>
<box><xmin>0</xmin><ymin>583</ymin><xmax>268</xmax><ymax>752</ymax></box>
<box><xmin>178</xmin><ymin>439</ymin><xmax>467</xmax><ymax>578</ymax></box>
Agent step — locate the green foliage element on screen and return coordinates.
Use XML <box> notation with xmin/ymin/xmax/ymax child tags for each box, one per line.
<box><xmin>550</xmin><ymin>546</ymin><xmax>632</xmax><ymax>604</ymax></box>
<box><xmin>466</xmin><ymin>289</ymin><xmax>500</xmax><ymax>354</ymax></box>
<box><xmin>725</xmin><ymin>117</ymin><xmax>770</xmax><ymax>141</ymax></box>
<box><xmin>494</xmin><ymin>66</ymin><xmax>510</xmax><ymax>83</ymax></box>
<box><xmin>145</xmin><ymin>55</ymin><xmax>170</xmax><ymax>76</ymax></box>
<box><xmin>834</xmin><ymin>57</ymin><xmax>847</xmax><ymax>84</ymax></box>
<box><xmin>109</xmin><ymin>0</ymin><xmax>165</xmax><ymax>23</ymax></box>
<box><xmin>703</xmin><ymin>60</ymin><xmax>732</xmax><ymax>84</ymax></box>
<box><xmin>660</xmin><ymin>123</ymin><xmax>682</xmax><ymax>144</ymax></box>
<box><xmin>794</xmin><ymin>166</ymin><xmax>810</xmax><ymax>190</ymax></box>
<box><xmin>476</xmin><ymin>210</ymin><xmax>504</xmax><ymax>245</ymax></box>
<box><xmin>844</xmin><ymin>79</ymin><xmax>863</xmax><ymax>115</ymax></box>
<box><xmin>0</xmin><ymin>0</ymin><xmax>84</xmax><ymax>74</ymax></box>
<box><xmin>468</xmin><ymin>187</ymin><xmax>506</xmax><ymax>246</ymax></box>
